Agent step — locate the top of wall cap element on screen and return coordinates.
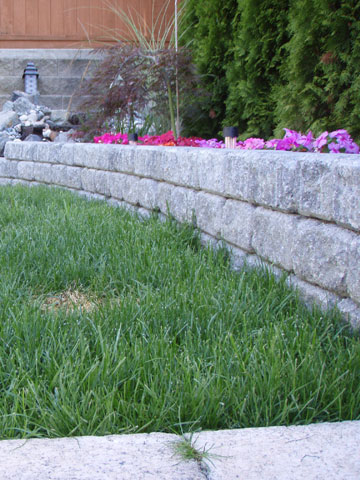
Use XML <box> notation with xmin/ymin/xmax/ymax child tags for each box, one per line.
<box><xmin>0</xmin><ymin>49</ymin><xmax>103</xmax><ymax>60</ymax></box>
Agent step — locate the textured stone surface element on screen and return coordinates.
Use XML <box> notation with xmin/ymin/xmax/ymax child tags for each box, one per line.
<box><xmin>0</xmin><ymin>110</ymin><xmax>18</xmax><ymax>129</ymax></box>
<box><xmin>194</xmin><ymin>191</ymin><xmax>225</xmax><ymax>238</ymax></box>
<box><xmin>0</xmin><ymin>433</ymin><xmax>204</xmax><ymax>480</ymax></box>
<box><xmin>293</xmin><ymin>220</ymin><xmax>356</xmax><ymax>297</ymax></box>
<box><xmin>221</xmin><ymin>199</ymin><xmax>255</xmax><ymax>252</ymax></box>
<box><xmin>196</xmin><ymin>421</ymin><xmax>360</xmax><ymax>480</ymax></box>
<box><xmin>252</xmin><ymin>208</ymin><xmax>299</xmax><ymax>271</ymax></box>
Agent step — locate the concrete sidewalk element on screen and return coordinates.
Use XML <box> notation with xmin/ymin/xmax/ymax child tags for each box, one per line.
<box><xmin>0</xmin><ymin>421</ymin><xmax>358</xmax><ymax>479</ymax></box>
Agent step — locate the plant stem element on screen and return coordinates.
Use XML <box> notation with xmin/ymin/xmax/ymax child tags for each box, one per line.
<box><xmin>167</xmin><ymin>80</ymin><xmax>177</xmax><ymax>139</ymax></box>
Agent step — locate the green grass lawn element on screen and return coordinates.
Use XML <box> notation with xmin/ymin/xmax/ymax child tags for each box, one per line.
<box><xmin>0</xmin><ymin>185</ymin><xmax>359</xmax><ymax>439</ymax></box>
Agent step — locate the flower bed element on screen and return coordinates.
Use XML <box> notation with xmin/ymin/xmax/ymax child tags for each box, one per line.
<box><xmin>94</xmin><ymin>128</ymin><xmax>360</xmax><ymax>154</ymax></box>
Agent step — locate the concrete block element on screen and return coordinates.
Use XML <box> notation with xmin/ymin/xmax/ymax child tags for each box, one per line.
<box><xmin>39</xmin><ymin>77</ymin><xmax>80</xmax><ymax>96</ymax></box>
<box><xmin>193</xmin><ymin>191</ymin><xmax>226</xmax><ymax>238</ymax></box>
<box><xmin>333</xmin><ymin>159</ymin><xmax>360</xmax><ymax>232</ymax></box>
<box><xmin>156</xmin><ymin>182</ymin><xmax>174</xmax><ymax>213</ymax></box>
<box><xmin>51</xmin><ymin>165</ymin><xmax>68</xmax><ymax>186</ymax></box>
<box><xmin>229</xmin><ymin>246</ymin><xmax>249</xmax><ymax>271</ymax></box>
<box><xmin>252</xmin><ymin>208</ymin><xmax>299</xmax><ymax>271</ymax></box>
<box><xmin>275</xmin><ymin>155</ymin><xmax>301</xmax><ymax>212</ymax></box>
<box><xmin>0</xmin><ymin>59</ymin><xmax>13</xmax><ymax>75</ymax></box>
<box><xmin>196</xmin><ymin>149</ymin><xmax>227</xmax><ymax>194</ymax></box>
<box><xmin>72</xmin><ymin>144</ymin><xmax>116</xmax><ymax>170</ymax></box>
<box><xmin>80</xmin><ymin>168</ymin><xmax>96</xmax><ymax>193</ymax></box>
<box><xmin>292</xmin><ymin>220</ymin><xmax>355</xmax><ymax>296</ymax></box>
<box><xmin>57</xmin><ymin>59</ymin><xmax>96</xmax><ymax>77</ymax></box>
<box><xmin>33</xmin><ymin>162</ymin><xmax>53</xmax><ymax>184</ymax></box>
<box><xmin>94</xmin><ymin>170</ymin><xmax>111</xmax><ymax>196</ymax></box>
<box><xmin>17</xmin><ymin>161</ymin><xmax>35</xmax><ymax>181</ymax></box>
<box><xmin>108</xmin><ymin>172</ymin><xmax>128</xmax><ymax>200</ymax></box>
<box><xmin>0</xmin><ymin>77</ymin><xmax>23</xmax><ymax>95</ymax></box>
<box><xmin>63</xmin><ymin>166</ymin><xmax>82</xmax><ymax>190</ymax></box>
<box><xmin>133</xmin><ymin>148</ymin><xmax>164</xmax><ymax>180</ymax></box>
<box><xmin>112</xmin><ymin>147</ymin><xmax>137</xmax><ymax>174</ymax></box>
<box><xmin>221</xmin><ymin>199</ymin><xmax>255</xmax><ymax>252</ymax></box>
<box><xmin>169</xmin><ymin>186</ymin><xmax>197</xmax><ymax>223</ymax></box>
<box><xmin>37</xmin><ymin>96</ymin><xmax>64</xmax><ymax>110</ymax></box>
<box><xmin>122</xmin><ymin>175</ymin><xmax>141</xmax><ymax>205</ymax></box>
<box><xmin>160</xmin><ymin>147</ymin><xmax>199</xmax><ymax>188</ymax></box>
<box><xmin>224</xmin><ymin>151</ymin><xmax>252</xmax><ymax>201</ymax></box>
<box><xmin>287</xmin><ymin>275</ymin><xmax>340</xmax><ymax>310</ymax></box>
<box><xmin>346</xmin><ymin>237</ymin><xmax>360</xmax><ymax>304</ymax></box>
<box><xmin>298</xmin><ymin>156</ymin><xmax>335</xmax><ymax>221</ymax></box>
<box><xmin>0</xmin><ymin>158</ymin><xmax>18</xmax><ymax>178</ymax></box>
<box><xmin>137</xmin><ymin>178</ymin><xmax>159</xmax><ymax>210</ymax></box>
<box><xmin>337</xmin><ymin>298</ymin><xmax>360</xmax><ymax>330</ymax></box>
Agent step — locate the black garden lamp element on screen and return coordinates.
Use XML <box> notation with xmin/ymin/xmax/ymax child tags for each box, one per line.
<box><xmin>223</xmin><ymin>126</ymin><xmax>239</xmax><ymax>149</ymax></box>
<box><xmin>128</xmin><ymin>133</ymin><xmax>138</xmax><ymax>146</ymax></box>
<box><xmin>23</xmin><ymin>62</ymin><xmax>39</xmax><ymax>96</ymax></box>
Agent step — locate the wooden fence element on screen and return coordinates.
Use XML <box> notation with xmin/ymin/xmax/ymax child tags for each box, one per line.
<box><xmin>0</xmin><ymin>0</ymin><xmax>174</xmax><ymax>48</ymax></box>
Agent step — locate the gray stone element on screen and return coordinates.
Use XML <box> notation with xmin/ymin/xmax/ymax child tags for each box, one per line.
<box><xmin>169</xmin><ymin>186</ymin><xmax>197</xmax><ymax>222</ymax></box>
<box><xmin>194</xmin><ymin>191</ymin><xmax>225</xmax><ymax>238</ymax></box>
<box><xmin>293</xmin><ymin>220</ymin><xmax>356</xmax><ymax>296</ymax></box>
<box><xmin>195</xmin><ymin>421</ymin><xmax>360</xmax><ymax>480</ymax></box>
<box><xmin>53</xmin><ymin>131</ymin><xmax>75</xmax><ymax>143</ymax></box>
<box><xmin>346</xmin><ymin>237</ymin><xmax>360</xmax><ymax>304</ymax></box>
<box><xmin>0</xmin><ymin>77</ymin><xmax>23</xmax><ymax>95</ymax></box>
<box><xmin>298</xmin><ymin>156</ymin><xmax>335</xmax><ymax>221</ymax></box>
<box><xmin>252</xmin><ymin>207</ymin><xmax>299</xmax><ymax>271</ymax></box>
<box><xmin>23</xmin><ymin>134</ymin><xmax>43</xmax><ymax>142</ymax></box>
<box><xmin>50</xmin><ymin>110</ymin><xmax>69</xmax><ymax>123</ymax></box>
<box><xmin>0</xmin><ymin>111</ymin><xmax>18</xmax><ymax>130</ymax></box>
<box><xmin>333</xmin><ymin>159</ymin><xmax>360</xmax><ymax>232</ymax></box>
<box><xmin>16</xmin><ymin>165</ymin><xmax>34</xmax><ymax>182</ymax></box>
<box><xmin>221</xmin><ymin>199</ymin><xmax>255</xmax><ymax>252</ymax></box>
<box><xmin>0</xmin><ymin>158</ymin><xmax>18</xmax><ymax>177</ymax></box>
<box><xmin>0</xmin><ymin>133</ymin><xmax>11</xmax><ymax>157</ymax></box>
<box><xmin>13</xmin><ymin>96</ymin><xmax>36</xmax><ymax>115</ymax></box>
<box><xmin>39</xmin><ymin>77</ymin><xmax>80</xmax><ymax>96</ymax></box>
<box><xmin>138</xmin><ymin>178</ymin><xmax>159</xmax><ymax>210</ymax></box>
<box><xmin>287</xmin><ymin>275</ymin><xmax>340</xmax><ymax>310</ymax></box>
<box><xmin>1</xmin><ymin>101</ymin><xmax>14</xmax><ymax>112</ymax></box>
<box><xmin>0</xmin><ymin>432</ymin><xmax>205</xmax><ymax>480</ymax></box>
<box><xmin>197</xmin><ymin>149</ymin><xmax>226</xmax><ymax>194</ymax></box>
<box><xmin>0</xmin><ymin>58</ymin><xmax>13</xmax><ymax>76</ymax></box>
<box><xmin>337</xmin><ymin>298</ymin><xmax>360</xmax><ymax>330</ymax></box>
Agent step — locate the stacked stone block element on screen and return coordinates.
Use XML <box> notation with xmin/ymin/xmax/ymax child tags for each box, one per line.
<box><xmin>1</xmin><ymin>142</ymin><xmax>359</xmax><ymax>328</ymax></box>
<box><xmin>0</xmin><ymin>49</ymin><xmax>100</xmax><ymax>111</ymax></box>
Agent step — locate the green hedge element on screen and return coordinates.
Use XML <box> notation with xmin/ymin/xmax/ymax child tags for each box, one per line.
<box><xmin>181</xmin><ymin>0</ymin><xmax>360</xmax><ymax>141</ymax></box>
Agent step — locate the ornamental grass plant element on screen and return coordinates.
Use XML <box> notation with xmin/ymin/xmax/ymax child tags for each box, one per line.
<box><xmin>0</xmin><ymin>185</ymin><xmax>359</xmax><ymax>439</ymax></box>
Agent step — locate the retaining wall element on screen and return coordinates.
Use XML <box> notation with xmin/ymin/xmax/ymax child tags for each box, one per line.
<box><xmin>1</xmin><ymin>141</ymin><xmax>360</xmax><ymax>328</ymax></box>
<box><xmin>0</xmin><ymin>49</ymin><xmax>100</xmax><ymax>110</ymax></box>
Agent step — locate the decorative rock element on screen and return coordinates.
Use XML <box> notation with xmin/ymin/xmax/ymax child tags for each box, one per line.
<box><xmin>0</xmin><ymin>132</ymin><xmax>11</xmax><ymax>156</ymax></box>
<box><xmin>23</xmin><ymin>134</ymin><xmax>43</xmax><ymax>142</ymax></box>
<box><xmin>53</xmin><ymin>131</ymin><xmax>75</xmax><ymax>143</ymax></box>
<box><xmin>13</xmin><ymin>97</ymin><xmax>36</xmax><ymax>115</ymax></box>
<box><xmin>1</xmin><ymin>101</ymin><xmax>14</xmax><ymax>112</ymax></box>
<box><xmin>19</xmin><ymin>114</ymin><xmax>28</xmax><ymax>122</ymax></box>
<box><xmin>0</xmin><ymin>111</ymin><xmax>18</xmax><ymax>130</ymax></box>
<box><xmin>27</xmin><ymin>112</ymin><xmax>38</xmax><ymax>124</ymax></box>
<box><xmin>50</xmin><ymin>110</ymin><xmax>69</xmax><ymax>123</ymax></box>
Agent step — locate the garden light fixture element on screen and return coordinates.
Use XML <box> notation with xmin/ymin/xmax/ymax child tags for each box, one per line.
<box><xmin>23</xmin><ymin>62</ymin><xmax>39</xmax><ymax>96</ymax></box>
<box><xmin>223</xmin><ymin>127</ymin><xmax>239</xmax><ymax>149</ymax></box>
<box><xmin>128</xmin><ymin>133</ymin><xmax>138</xmax><ymax>145</ymax></box>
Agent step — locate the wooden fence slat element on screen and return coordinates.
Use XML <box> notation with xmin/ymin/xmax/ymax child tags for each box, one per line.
<box><xmin>38</xmin><ymin>0</ymin><xmax>51</xmax><ymax>36</ymax></box>
<box><xmin>0</xmin><ymin>0</ymin><xmax>14</xmax><ymax>34</ymax></box>
<box><xmin>64</xmin><ymin>0</ymin><xmax>79</xmax><ymax>38</ymax></box>
<box><xmin>50</xmin><ymin>0</ymin><xmax>64</xmax><ymax>36</ymax></box>
<box><xmin>0</xmin><ymin>0</ymin><xmax>174</xmax><ymax>47</ymax></box>
<box><xmin>25</xmin><ymin>0</ymin><xmax>39</xmax><ymax>35</ymax></box>
<box><xmin>12</xmin><ymin>0</ymin><xmax>26</xmax><ymax>35</ymax></box>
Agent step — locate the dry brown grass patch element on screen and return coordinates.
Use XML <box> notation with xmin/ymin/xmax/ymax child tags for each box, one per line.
<box><xmin>40</xmin><ymin>289</ymin><xmax>100</xmax><ymax>313</ymax></box>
